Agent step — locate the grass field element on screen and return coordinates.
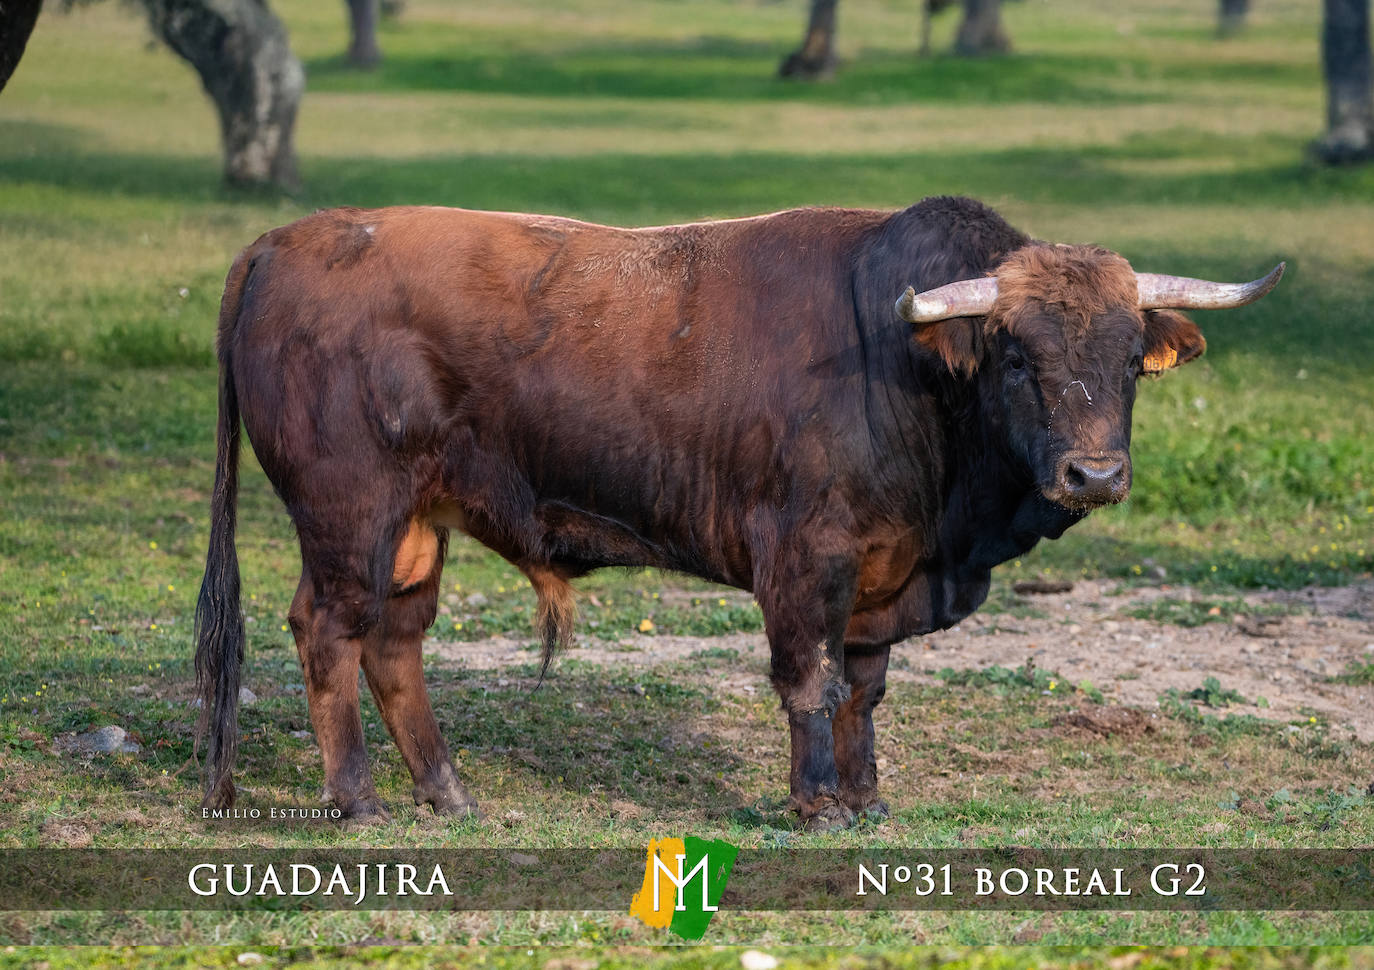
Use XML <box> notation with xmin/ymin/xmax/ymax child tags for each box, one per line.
<box><xmin>5</xmin><ymin>946</ymin><xmax>1374</xmax><ymax>970</ymax></box>
<box><xmin>2</xmin><ymin>0</ymin><xmax>1374</xmax><ymax>951</ymax></box>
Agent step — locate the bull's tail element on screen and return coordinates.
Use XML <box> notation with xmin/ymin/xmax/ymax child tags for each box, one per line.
<box><xmin>194</xmin><ymin>251</ymin><xmax>253</xmax><ymax>810</ymax></box>
<box><xmin>524</xmin><ymin>565</ymin><xmax>576</xmax><ymax>683</ymax></box>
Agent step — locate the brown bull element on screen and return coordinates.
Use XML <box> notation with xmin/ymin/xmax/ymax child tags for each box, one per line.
<box><xmin>195</xmin><ymin>196</ymin><xmax>1282</xmax><ymax>829</ymax></box>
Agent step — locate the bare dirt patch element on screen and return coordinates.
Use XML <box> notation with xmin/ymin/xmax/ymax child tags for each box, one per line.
<box><xmin>1052</xmin><ymin>704</ymin><xmax>1157</xmax><ymax>740</ymax></box>
<box><xmin>426</xmin><ymin>580</ymin><xmax>1374</xmax><ymax>739</ymax></box>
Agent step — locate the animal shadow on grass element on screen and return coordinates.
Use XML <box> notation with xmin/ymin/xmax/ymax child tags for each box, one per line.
<box><xmin>425</xmin><ymin>665</ymin><xmax>753</xmax><ymax>817</ymax></box>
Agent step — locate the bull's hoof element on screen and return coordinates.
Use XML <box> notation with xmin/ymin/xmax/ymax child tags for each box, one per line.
<box><xmin>797</xmin><ymin>795</ymin><xmax>856</xmax><ymax>833</ymax></box>
<box><xmin>336</xmin><ymin>796</ymin><xmax>391</xmax><ymax>827</ymax></box>
<box><xmin>841</xmin><ymin>789</ymin><xmax>890</xmax><ymax>820</ymax></box>
<box><xmin>414</xmin><ymin>775</ymin><xmax>482</xmax><ymax>819</ymax></box>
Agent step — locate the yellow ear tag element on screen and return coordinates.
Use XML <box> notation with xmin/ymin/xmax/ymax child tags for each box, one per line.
<box><xmin>1143</xmin><ymin>347</ymin><xmax>1178</xmax><ymax>373</ymax></box>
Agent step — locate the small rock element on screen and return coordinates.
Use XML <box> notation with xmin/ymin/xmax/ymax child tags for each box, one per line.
<box><xmin>290</xmin><ymin>730</ymin><xmax>312</xmax><ymax>739</ymax></box>
<box><xmin>238</xmin><ymin>687</ymin><xmax>257</xmax><ymax>705</ymax></box>
<box><xmin>741</xmin><ymin>952</ymin><xmax>779</xmax><ymax>970</ymax></box>
<box><xmin>283</xmin><ymin>683</ymin><xmax>305</xmax><ymax>694</ymax></box>
<box><xmin>509</xmin><ymin>852</ymin><xmax>539</xmax><ymax>866</ymax></box>
<box><xmin>236</xmin><ymin>955</ymin><xmax>265</xmax><ymax>967</ymax></box>
<box><xmin>62</xmin><ymin>726</ymin><xmax>141</xmax><ymax>756</ymax></box>
<box><xmin>129</xmin><ymin>684</ymin><xmax>151</xmax><ymax>695</ymax></box>
<box><xmin>465</xmin><ymin>592</ymin><xmax>489</xmax><ymax>607</ymax></box>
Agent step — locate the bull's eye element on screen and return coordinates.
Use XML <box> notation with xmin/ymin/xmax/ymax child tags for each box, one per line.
<box><xmin>1005</xmin><ymin>352</ymin><xmax>1026</xmax><ymax>372</ymax></box>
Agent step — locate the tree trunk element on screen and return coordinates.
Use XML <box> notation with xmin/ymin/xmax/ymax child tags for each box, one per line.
<box><xmin>345</xmin><ymin>0</ymin><xmax>380</xmax><ymax>67</ymax></box>
<box><xmin>1</xmin><ymin>0</ymin><xmax>43</xmax><ymax>93</ymax></box>
<box><xmin>954</xmin><ymin>0</ymin><xmax>1010</xmax><ymax>55</ymax></box>
<box><xmin>778</xmin><ymin>0</ymin><xmax>837</xmax><ymax>79</ymax></box>
<box><xmin>141</xmin><ymin>0</ymin><xmax>304</xmax><ymax>190</ymax></box>
<box><xmin>1317</xmin><ymin>0</ymin><xmax>1374</xmax><ymax>163</ymax></box>
<box><xmin>1217</xmin><ymin>0</ymin><xmax>1249</xmax><ymax>36</ymax></box>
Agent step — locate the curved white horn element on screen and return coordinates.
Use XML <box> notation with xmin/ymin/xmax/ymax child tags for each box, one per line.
<box><xmin>1136</xmin><ymin>262</ymin><xmax>1285</xmax><ymax>311</ymax></box>
<box><xmin>895</xmin><ymin>277</ymin><xmax>1000</xmax><ymax>323</ymax></box>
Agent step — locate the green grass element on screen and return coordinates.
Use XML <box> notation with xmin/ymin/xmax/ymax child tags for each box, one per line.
<box><xmin>5</xmin><ymin>948</ymin><xmax>1374</xmax><ymax>970</ymax></box>
<box><xmin>1332</xmin><ymin>663</ymin><xmax>1374</xmax><ymax>686</ymax></box>
<box><xmin>3</xmin><ymin>0</ymin><xmax>1374</xmax><ymax>949</ymax></box>
<box><xmin>934</xmin><ymin>660</ymin><xmax>1105</xmax><ymax>704</ymax></box>
<box><xmin>1127</xmin><ymin>597</ymin><xmax>1299</xmax><ymax>628</ymax></box>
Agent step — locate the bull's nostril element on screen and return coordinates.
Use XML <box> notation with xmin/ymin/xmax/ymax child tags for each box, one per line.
<box><xmin>1060</xmin><ymin>456</ymin><xmax>1127</xmax><ymax>501</ymax></box>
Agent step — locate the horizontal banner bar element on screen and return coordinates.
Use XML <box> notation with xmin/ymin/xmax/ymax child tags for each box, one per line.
<box><xmin>3</xmin><ymin>849</ymin><xmax>1372</xmax><ymax>911</ymax></box>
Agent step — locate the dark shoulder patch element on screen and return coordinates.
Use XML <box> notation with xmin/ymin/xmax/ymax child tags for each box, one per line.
<box><xmin>904</xmin><ymin>196</ymin><xmax>1026</xmax><ymax>255</ymax></box>
<box><xmin>875</xmin><ymin>196</ymin><xmax>1029</xmax><ymax>293</ymax></box>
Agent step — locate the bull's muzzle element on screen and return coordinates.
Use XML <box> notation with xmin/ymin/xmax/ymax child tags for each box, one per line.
<box><xmin>1051</xmin><ymin>452</ymin><xmax>1131</xmax><ymax>508</ymax></box>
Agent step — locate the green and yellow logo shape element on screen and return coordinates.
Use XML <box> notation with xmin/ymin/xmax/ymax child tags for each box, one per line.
<box><xmin>630</xmin><ymin>836</ymin><xmax>739</xmax><ymax>940</ymax></box>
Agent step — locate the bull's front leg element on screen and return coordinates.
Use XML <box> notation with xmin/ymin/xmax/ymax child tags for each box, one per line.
<box><xmin>832</xmin><ymin>644</ymin><xmax>890</xmax><ymax>818</ymax></box>
<box><xmin>759</xmin><ymin>555</ymin><xmax>858</xmax><ymax>832</ymax></box>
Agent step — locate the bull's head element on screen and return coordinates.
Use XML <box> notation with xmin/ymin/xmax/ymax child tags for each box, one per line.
<box><xmin>896</xmin><ymin>246</ymin><xmax>1284</xmax><ymax>511</ymax></box>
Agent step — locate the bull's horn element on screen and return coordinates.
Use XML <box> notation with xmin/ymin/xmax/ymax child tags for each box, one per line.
<box><xmin>895</xmin><ymin>277</ymin><xmax>1000</xmax><ymax>323</ymax></box>
<box><xmin>1135</xmin><ymin>262</ymin><xmax>1285</xmax><ymax>311</ymax></box>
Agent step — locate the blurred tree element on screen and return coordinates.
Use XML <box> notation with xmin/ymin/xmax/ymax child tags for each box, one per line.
<box><xmin>346</xmin><ymin>0</ymin><xmax>380</xmax><ymax>67</ymax></box>
<box><xmin>953</xmin><ymin>0</ymin><xmax>1009</xmax><ymax>55</ymax></box>
<box><xmin>778</xmin><ymin>0</ymin><xmax>837</xmax><ymax>78</ymax></box>
<box><xmin>1217</xmin><ymin>0</ymin><xmax>1249</xmax><ymax>36</ymax></box>
<box><xmin>1316</xmin><ymin>0</ymin><xmax>1373</xmax><ymax>163</ymax></box>
<box><xmin>1</xmin><ymin>0</ymin><xmax>43</xmax><ymax>92</ymax></box>
<box><xmin>779</xmin><ymin>0</ymin><xmax>1009</xmax><ymax>79</ymax></box>
<box><xmin>140</xmin><ymin>0</ymin><xmax>304</xmax><ymax>189</ymax></box>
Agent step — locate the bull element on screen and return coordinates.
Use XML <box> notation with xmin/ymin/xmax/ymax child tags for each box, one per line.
<box><xmin>195</xmin><ymin>196</ymin><xmax>1282</xmax><ymax>830</ymax></box>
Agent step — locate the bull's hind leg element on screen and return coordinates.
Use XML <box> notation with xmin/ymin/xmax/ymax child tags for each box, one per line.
<box><xmin>361</xmin><ymin>520</ymin><xmax>478</xmax><ymax>817</ymax></box>
<box><xmin>832</xmin><ymin>644</ymin><xmax>890</xmax><ymax>818</ymax></box>
<box><xmin>289</xmin><ymin>573</ymin><xmax>388</xmax><ymax>823</ymax></box>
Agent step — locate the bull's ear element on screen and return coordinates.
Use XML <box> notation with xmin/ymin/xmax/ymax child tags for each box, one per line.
<box><xmin>1142</xmin><ymin>309</ymin><xmax>1206</xmax><ymax>373</ymax></box>
<box><xmin>913</xmin><ymin>319</ymin><xmax>984</xmax><ymax>377</ymax></box>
